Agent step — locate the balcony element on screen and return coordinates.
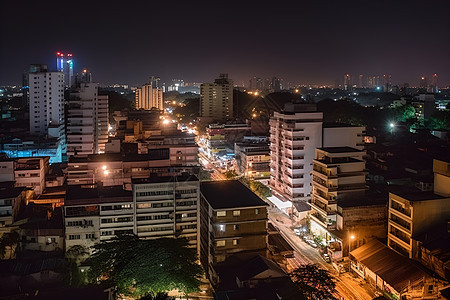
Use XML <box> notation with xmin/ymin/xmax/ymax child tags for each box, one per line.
<box><xmin>389</xmin><ymin>215</ymin><xmax>411</xmax><ymax>233</ymax></box>
<box><xmin>390</xmin><ymin>202</ymin><xmax>411</xmax><ymax>218</ymax></box>
<box><xmin>389</xmin><ymin>228</ymin><xmax>410</xmax><ymax>245</ymax></box>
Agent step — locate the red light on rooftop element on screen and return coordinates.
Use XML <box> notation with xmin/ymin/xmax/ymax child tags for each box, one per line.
<box><xmin>57</xmin><ymin>52</ymin><xmax>60</xmax><ymax>55</ymax></box>
<box><xmin>68</xmin><ymin>53</ymin><xmax>72</xmax><ymax>56</ymax></box>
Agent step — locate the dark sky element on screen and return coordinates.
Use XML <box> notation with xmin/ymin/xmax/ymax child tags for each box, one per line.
<box><xmin>1</xmin><ymin>0</ymin><xmax>449</xmax><ymax>87</ymax></box>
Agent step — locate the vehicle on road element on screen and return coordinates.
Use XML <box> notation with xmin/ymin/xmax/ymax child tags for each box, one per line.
<box><xmin>293</xmin><ymin>228</ymin><xmax>301</xmax><ymax>236</ymax></box>
<box><xmin>307</xmin><ymin>240</ymin><xmax>318</xmax><ymax>248</ymax></box>
<box><xmin>323</xmin><ymin>253</ymin><xmax>331</xmax><ymax>263</ymax></box>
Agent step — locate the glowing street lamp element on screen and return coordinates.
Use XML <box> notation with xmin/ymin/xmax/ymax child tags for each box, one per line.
<box><xmin>349</xmin><ymin>234</ymin><xmax>355</xmax><ymax>257</ymax></box>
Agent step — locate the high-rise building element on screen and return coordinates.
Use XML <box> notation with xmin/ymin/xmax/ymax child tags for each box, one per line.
<box><xmin>269</xmin><ymin>102</ymin><xmax>323</xmax><ymax>202</ymax></box>
<box><xmin>56</xmin><ymin>52</ymin><xmax>74</xmax><ymax>87</ymax></box>
<box><xmin>419</xmin><ymin>76</ymin><xmax>428</xmax><ymax>89</ymax></box>
<box><xmin>67</xmin><ymin>82</ymin><xmax>109</xmax><ymax>156</ymax></box>
<box><xmin>248</xmin><ymin>77</ymin><xmax>263</xmax><ymax>91</ymax></box>
<box><xmin>358</xmin><ymin>75</ymin><xmax>363</xmax><ymax>88</ymax></box>
<box><xmin>200</xmin><ymin>74</ymin><xmax>233</xmax><ymax>120</ymax></box>
<box><xmin>430</xmin><ymin>73</ymin><xmax>438</xmax><ymax>93</ymax></box>
<box><xmin>28</xmin><ymin>64</ymin><xmax>66</xmax><ymax>152</ymax></box>
<box><xmin>135</xmin><ymin>77</ymin><xmax>164</xmax><ymax>110</ymax></box>
<box><xmin>344</xmin><ymin>74</ymin><xmax>351</xmax><ymax>90</ymax></box>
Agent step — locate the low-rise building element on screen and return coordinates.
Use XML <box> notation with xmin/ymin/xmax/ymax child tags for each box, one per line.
<box><xmin>64</xmin><ymin>185</ymin><xmax>133</xmax><ymax>252</ymax></box>
<box><xmin>132</xmin><ymin>175</ymin><xmax>200</xmax><ymax>250</ymax></box>
<box><xmin>388</xmin><ymin>158</ymin><xmax>450</xmax><ymax>259</ymax></box>
<box><xmin>14</xmin><ymin>157</ymin><xmax>49</xmax><ymax>195</ymax></box>
<box><xmin>0</xmin><ymin>182</ymin><xmax>26</xmax><ymax>233</ymax></box>
<box><xmin>234</xmin><ymin>138</ymin><xmax>270</xmax><ymax>179</ymax></box>
<box><xmin>199</xmin><ymin>180</ymin><xmax>268</xmax><ymax>282</ymax></box>
<box><xmin>350</xmin><ymin>239</ymin><xmax>446</xmax><ymax>300</ymax></box>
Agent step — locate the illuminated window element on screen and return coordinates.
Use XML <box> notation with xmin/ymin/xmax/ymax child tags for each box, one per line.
<box><xmin>218</xmin><ymin>224</ymin><xmax>225</xmax><ymax>232</ymax></box>
<box><xmin>233</xmin><ymin>210</ymin><xmax>240</xmax><ymax>216</ymax></box>
<box><xmin>216</xmin><ymin>240</ymin><xmax>225</xmax><ymax>247</ymax></box>
<box><xmin>217</xmin><ymin>211</ymin><xmax>226</xmax><ymax>217</ymax></box>
<box><xmin>233</xmin><ymin>239</ymin><xmax>239</xmax><ymax>245</ymax></box>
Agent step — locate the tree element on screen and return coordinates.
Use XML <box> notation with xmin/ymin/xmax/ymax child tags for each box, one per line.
<box><xmin>87</xmin><ymin>235</ymin><xmax>203</xmax><ymax>298</ymax></box>
<box><xmin>0</xmin><ymin>231</ymin><xmax>20</xmax><ymax>259</ymax></box>
<box><xmin>224</xmin><ymin>170</ymin><xmax>238</xmax><ymax>179</ymax></box>
<box><xmin>65</xmin><ymin>245</ymin><xmax>89</xmax><ymax>286</ymax></box>
<box><xmin>239</xmin><ymin>177</ymin><xmax>272</xmax><ymax>200</ymax></box>
<box><xmin>289</xmin><ymin>264</ymin><xmax>336</xmax><ymax>300</ymax></box>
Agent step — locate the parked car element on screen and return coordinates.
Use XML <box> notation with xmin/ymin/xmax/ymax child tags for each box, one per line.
<box><xmin>308</xmin><ymin>240</ymin><xmax>318</xmax><ymax>248</ymax></box>
<box><xmin>302</xmin><ymin>235</ymin><xmax>310</xmax><ymax>242</ymax></box>
<box><xmin>293</xmin><ymin>228</ymin><xmax>301</xmax><ymax>236</ymax></box>
<box><xmin>323</xmin><ymin>253</ymin><xmax>331</xmax><ymax>263</ymax></box>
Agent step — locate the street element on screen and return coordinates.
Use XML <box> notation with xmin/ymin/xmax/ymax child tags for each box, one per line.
<box><xmin>269</xmin><ymin>207</ymin><xmax>376</xmax><ymax>300</ymax></box>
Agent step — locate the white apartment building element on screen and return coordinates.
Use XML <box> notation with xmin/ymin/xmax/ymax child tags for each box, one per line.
<box><xmin>200</xmin><ymin>74</ymin><xmax>233</xmax><ymax>120</ymax></box>
<box><xmin>14</xmin><ymin>157</ymin><xmax>49</xmax><ymax>195</ymax></box>
<box><xmin>67</xmin><ymin>83</ymin><xmax>109</xmax><ymax>156</ymax></box>
<box><xmin>28</xmin><ymin>65</ymin><xmax>65</xmax><ymax>149</ymax></box>
<box><xmin>132</xmin><ymin>175</ymin><xmax>200</xmax><ymax>250</ymax></box>
<box><xmin>135</xmin><ymin>82</ymin><xmax>163</xmax><ymax>110</ymax></box>
<box><xmin>65</xmin><ymin>185</ymin><xmax>134</xmax><ymax>252</ymax></box>
<box><xmin>269</xmin><ymin>102</ymin><xmax>323</xmax><ymax>202</ymax></box>
<box><xmin>65</xmin><ymin>175</ymin><xmax>200</xmax><ymax>252</ymax></box>
<box><xmin>309</xmin><ymin>147</ymin><xmax>366</xmax><ymax>238</ymax></box>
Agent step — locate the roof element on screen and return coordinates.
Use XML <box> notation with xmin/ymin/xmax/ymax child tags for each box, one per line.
<box><xmin>292</xmin><ymin>201</ymin><xmax>310</xmax><ymax>212</ymax></box>
<box><xmin>66</xmin><ymin>185</ymin><xmax>132</xmax><ymax>205</ymax></box>
<box><xmin>350</xmin><ymin>239</ymin><xmax>432</xmax><ymax>292</ymax></box>
<box><xmin>337</xmin><ymin>192</ymin><xmax>387</xmax><ymax>208</ymax></box>
<box><xmin>318</xmin><ymin>146</ymin><xmax>364</xmax><ymax>153</ymax></box>
<box><xmin>235</xmin><ymin>255</ymin><xmax>286</xmax><ymax>282</ymax></box>
<box><xmin>201</xmin><ymin>180</ymin><xmax>268</xmax><ymax>209</ymax></box>
<box><xmin>323</xmin><ymin>122</ymin><xmax>363</xmax><ymax>128</ymax></box>
<box><xmin>0</xmin><ymin>185</ymin><xmax>25</xmax><ymax>199</ymax></box>
<box><xmin>390</xmin><ymin>190</ymin><xmax>448</xmax><ymax>202</ymax></box>
<box><xmin>132</xmin><ymin>174</ymin><xmax>199</xmax><ymax>184</ymax></box>
<box><xmin>68</xmin><ymin>150</ymin><xmax>169</xmax><ymax>163</ymax></box>
<box><xmin>412</xmin><ymin>222</ymin><xmax>450</xmax><ymax>264</ymax></box>
<box><xmin>268</xmin><ymin>233</ymin><xmax>294</xmax><ymax>253</ymax></box>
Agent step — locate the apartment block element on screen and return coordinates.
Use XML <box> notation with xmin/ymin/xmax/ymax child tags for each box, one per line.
<box><xmin>67</xmin><ymin>83</ymin><xmax>109</xmax><ymax>156</ymax></box>
<box><xmin>269</xmin><ymin>102</ymin><xmax>323</xmax><ymax>202</ymax></box>
<box><xmin>200</xmin><ymin>74</ymin><xmax>233</xmax><ymax>121</ymax></box>
<box><xmin>388</xmin><ymin>158</ymin><xmax>450</xmax><ymax>258</ymax></box>
<box><xmin>64</xmin><ymin>185</ymin><xmax>133</xmax><ymax>252</ymax></box>
<box><xmin>0</xmin><ymin>182</ymin><xmax>26</xmax><ymax>233</ymax></box>
<box><xmin>309</xmin><ymin>147</ymin><xmax>366</xmax><ymax>237</ymax></box>
<box><xmin>200</xmin><ymin>180</ymin><xmax>268</xmax><ymax>282</ymax></box>
<box><xmin>323</xmin><ymin>123</ymin><xmax>365</xmax><ymax>150</ymax></box>
<box><xmin>234</xmin><ymin>139</ymin><xmax>270</xmax><ymax>178</ymax></box>
<box><xmin>135</xmin><ymin>81</ymin><xmax>163</xmax><ymax>110</ymax></box>
<box><xmin>14</xmin><ymin>157</ymin><xmax>50</xmax><ymax>195</ymax></box>
<box><xmin>132</xmin><ymin>175</ymin><xmax>200</xmax><ymax>249</ymax></box>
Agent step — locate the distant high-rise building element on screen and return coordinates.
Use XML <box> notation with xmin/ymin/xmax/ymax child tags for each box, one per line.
<box><xmin>56</xmin><ymin>52</ymin><xmax>74</xmax><ymax>87</ymax></box>
<box><xmin>200</xmin><ymin>74</ymin><xmax>233</xmax><ymax>120</ymax></box>
<box><xmin>75</xmin><ymin>68</ymin><xmax>93</xmax><ymax>86</ymax></box>
<box><xmin>344</xmin><ymin>74</ymin><xmax>351</xmax><ymax>90</ymax></box>
<box><xmin>430</xmin><ymin>74</ymin><xmax>438</xmax><ymax>93</ymax></box>
<box><xmin>28</xmin><ymin>64</ymin><xmax>65</xmax><ymax>150</ymax></box>
<box><xmin>383</xmin><ymin>74</ymin><xmax>392</xmax><ymax>92</ymax></box>
<box><xmin>270</xmin><ymin>77</ymin><xmax>282</xmax><ymax>92</ymax></box>
<box><xmin>67</xmin><ymin>82</ymin><xmax>109</xmax><ymax>156</ymax></box>
<box><xmin>358</xmin><ymin>75</ymin><xmax>363</xmax><ymax>88</ymax></box>
<box><xmin>135</xmin><ymin>77</ymin><xmax>164</xmax><ymax>110</ymax></box>
<box><xmin>249</xmin><ymin>77</ymin><xmax>263</xmax><ymax>91</ymax></box>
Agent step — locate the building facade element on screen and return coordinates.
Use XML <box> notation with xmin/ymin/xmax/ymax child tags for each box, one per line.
<box><xmin>135</xmin><ymin>82</ymin><xmax>163</xmax><ymax>110</ymax></box>
<box><xmin>28</xmin><ymin>64</ymin><xmax>65</xmax><ymax>152</ymax></box>
<box><xmin>200</xmin><ymin>180</ymin><xmax>268</xmax><ymax>282</ymax></box>
<box><xmin>200</xmin><ymin>74</ymin><xmax>233</xmax><ymax>120</ymax></box>
<box><xmin>269</xmin><ymin>103</ymin><xmax>323</xmax><ymax>202</ymax></box>
<box><xmin>67</xmin><ymin>83</ymin><xmax>109</xmax><ymax>156</ymax></box>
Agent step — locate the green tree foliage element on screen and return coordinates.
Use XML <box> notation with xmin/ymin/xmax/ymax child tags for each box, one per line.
<box><xmin>87</xmin><ymin>235</ymin><xmax>203</xmax><ymax>298</ymax></box>
<box><xmin>65</xmin><ymin>245</ymin><xmax>89</xmax><ymax>286</ymax></box>
<box><xmin>0</xmin><ymin>231</ymin><xmax>20</xmax><ymax>259</ymax></box>
<box><xmin>289</xmin><ymin>264</ymin><xmax>336</xmax><ymax>299</ymax></box>
<box><xmin>239</xmin><ymin>177</ymin><xmax>272</xmax><ymax>200</ymax></box>
<box><xmin>426</xmin><ymin>111</ymin><xmax>450</xmax><ymax>130</ymax></box>
<box><xmin>224</xmin><ymin>170</ymin><xmax>238</xmax><ymax>179</ymax></box>
<box><xmin>198</xmin><ymin>168</ymin><xmax>212</xmax><ymax>181</ymax></box>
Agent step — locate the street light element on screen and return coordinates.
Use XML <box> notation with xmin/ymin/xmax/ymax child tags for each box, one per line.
<box><xmin>349</xmin><ymin>234</ymin><xmax>355</xmax><ymax>257</ymax></box>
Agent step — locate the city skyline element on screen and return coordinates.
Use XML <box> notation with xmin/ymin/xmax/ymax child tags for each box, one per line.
<box><xmin>1</xmin><ymin>0</ymin><xmax>450</xmax><ymax>86</ymax></box>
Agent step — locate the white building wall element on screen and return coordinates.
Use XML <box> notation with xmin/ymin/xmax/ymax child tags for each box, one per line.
<box><xmin>323</xmin><ymin>126</ymin><xmax>365</xmax><ymax>150</ymax></box>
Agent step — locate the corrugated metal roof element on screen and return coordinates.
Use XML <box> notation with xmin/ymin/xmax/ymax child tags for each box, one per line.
<box><xmin>350</xmin><ymin>239</ymin><xmax>430</xmax><ymax>292</ymax></box>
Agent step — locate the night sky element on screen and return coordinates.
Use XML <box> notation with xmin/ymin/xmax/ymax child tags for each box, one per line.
<box><xmin>1</xmin><ymin>0</ymin><xmax>449</xmax><ymax>87</ymax></box>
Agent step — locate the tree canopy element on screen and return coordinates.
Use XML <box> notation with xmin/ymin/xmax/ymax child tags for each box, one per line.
<box><xmin>87</xmin><ymin>235</ymin><xmax>203</xmax><ymax>298</ymax></box>
<box><xmin>289</xmin><ymin>264</ymin><xmax>336</xmax><ymax>299</ymax></box>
